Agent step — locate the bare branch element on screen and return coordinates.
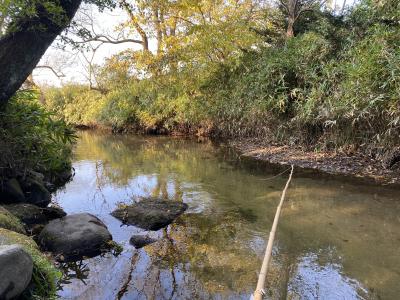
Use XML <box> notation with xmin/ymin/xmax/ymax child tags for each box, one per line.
<box><xmin>76</xmin><ymin>34</ymin><xmax>143</xmax><ymax>45</ymax></box>
<box><xmin>35</xmin><ymin>65</ymin><xmax>66</xmax><ymax>78</ymax></box>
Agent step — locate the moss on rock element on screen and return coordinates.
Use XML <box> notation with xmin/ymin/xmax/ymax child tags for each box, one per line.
<box><xmin>0</xmin><ymin>228</ymin><xmax>61</xmax><ymax>299</ymax></box>
<box><xmin>0</xmin><ymin>206</ymin><xmax>26</xmax><ymax>234</ymax></box>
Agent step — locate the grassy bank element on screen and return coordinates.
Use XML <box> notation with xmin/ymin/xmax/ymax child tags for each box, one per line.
<box><xmin>44</xmin><ymin>0</ymin><xmax>400</xmax><ymax>160</ymax></box>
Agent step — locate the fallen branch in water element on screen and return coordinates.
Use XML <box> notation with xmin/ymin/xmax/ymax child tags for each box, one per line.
<box><xmin>254</xmin><ymin>165</ymin><xmax>294</xmax><ymax>300</ymax></box>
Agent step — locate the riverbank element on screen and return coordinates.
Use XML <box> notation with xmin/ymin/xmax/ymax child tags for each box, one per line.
<box><xmin>230</xmin><ymin>138</ymin><xmax>400</xmax><ymax>186</ymax></box>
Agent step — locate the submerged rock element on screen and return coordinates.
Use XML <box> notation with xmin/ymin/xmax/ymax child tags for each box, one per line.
<box><xmin>0</xmin><ymin>178</ymin><xmax>25</xmax><ymax>204</ymax></box>
<box><xmin>111</xmin><ymin>199</ymin><xmax>188</xmax><ymax>231</ymax></box>
<box><xmin>38</xmin><ymin>213</ymin><xmax>112</xmax><ymax>262</ymax></box>
<box><xmin>0</xmin><ymin>245</ymin><xmax>33</xmax><ymax>300</ymax></box>
<box><xmin>129</xmin><ymin>235</ymin><xmax>157</xmax><ymax>249</ymax></box>
<box><xmin>51</xmin><ymin>168</ymin><xmax>74</xmax><ymax>189</ymax></box>
<box><xmin>3</xmin><ymin>203</ymin><xmax>66</xmax><ymax>227</ymax></box>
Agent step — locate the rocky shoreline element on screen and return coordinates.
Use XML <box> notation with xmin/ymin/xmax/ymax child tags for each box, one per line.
<box><xmin>0</xmin><ymin>169</ymin><xmax>188</xmax><ymax>299</ymax></box>
<box><xmin>230</xmin><ymin>139</ymin><xmax>400</xmax><ymax>186</ymax></box>
<box><xmin>0</xmin><ymin>170</ymin><xmax>116</xmax><ymax>299</ymax></box>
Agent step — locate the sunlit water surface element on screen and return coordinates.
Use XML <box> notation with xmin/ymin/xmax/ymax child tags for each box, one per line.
<box><xmin>53</xmin><ymin>131</ymin><xmax>400</xmax><ymax>300</ymax></box>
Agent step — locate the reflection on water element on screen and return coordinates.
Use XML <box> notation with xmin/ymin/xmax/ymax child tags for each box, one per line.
<box><xmin>53</xmin><ymin>131</ymin><xmax>400</xmax><ymax>300</ymax></box>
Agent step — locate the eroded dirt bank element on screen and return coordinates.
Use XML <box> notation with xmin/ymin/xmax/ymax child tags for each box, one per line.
<box><xmin>230</xmin><ymin>139</ymin><xmax>400</xmax><ymax>186</ymax></box>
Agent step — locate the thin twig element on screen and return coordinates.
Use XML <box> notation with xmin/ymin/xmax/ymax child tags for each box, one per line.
<box><xmin>258</xmin><ymin>167</ymin><xmax>292</xmax><ymax>181</ymax></box>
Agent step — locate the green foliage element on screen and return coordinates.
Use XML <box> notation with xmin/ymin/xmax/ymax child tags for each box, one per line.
<box><xmin>0</xmin><ymin>0</ymin><xmax>117</xmax><ymax>35</ymax></box>
<box><xmin>0</xmin><ymin>90</ymin><xmax>76</xmax><ymax>181</ymax></box>
<box><xmin>45</xmin><ymin>0</ymin><xmax>400</xmax><ymax>152</ymax></box>
<box><xmin>1</xmin><ymin>0</ymin><xmax>67</xmax><ymax>34</ymax></box>
<box><xmin>45</xmin><ymin>72</ymin><xmax>206</xmax><ymax>133</ymax></box>
<box><xmin>202</xmin><ymin>11</ymin><xmax>399</xmax><ymax>149</ymax></box>
<box><xmin>45</xmin><ymin>84</ymin><xmax>105</xmax><ymax>126</ymax></box>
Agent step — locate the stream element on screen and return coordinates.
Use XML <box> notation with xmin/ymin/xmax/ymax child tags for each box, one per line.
<box><xmin>53</xmin><ymin>131</ymin><xmax>400</xmax><ymax>300</ymax></box>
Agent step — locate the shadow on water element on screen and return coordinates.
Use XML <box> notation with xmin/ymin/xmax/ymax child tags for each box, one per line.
<box><xmin>53</xmin><ymin>131</ymin><xmax>400</xmax><ymax>300</ymax></box>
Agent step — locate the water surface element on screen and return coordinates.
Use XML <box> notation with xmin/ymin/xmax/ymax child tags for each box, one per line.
<box><xmin>54</xmin><ymin>131</ymin><xmax>400</xmax><ymax>300</ymax></box>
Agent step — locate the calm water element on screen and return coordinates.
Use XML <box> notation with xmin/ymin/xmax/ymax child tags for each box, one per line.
<box><xmin>53</xmin><ymin>131</ymin><xmax>400</xmax><ymax>300</ymax></box>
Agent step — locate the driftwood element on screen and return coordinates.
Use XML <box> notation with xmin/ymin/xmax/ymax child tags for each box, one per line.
<box><xmin>254</xmin><ymin>165</ymin><xmax>294</xmax><ymax>300</ymax></box>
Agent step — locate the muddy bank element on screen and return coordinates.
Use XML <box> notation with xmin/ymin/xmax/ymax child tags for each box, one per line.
<box><xmin>230</xmin><ymin>139</ymin><xmax>400</xmax><ymax>186</ymax></box>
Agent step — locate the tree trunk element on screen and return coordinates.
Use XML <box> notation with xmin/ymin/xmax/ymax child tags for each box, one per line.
<box><xmin>286</xmin><ymin>17</ymin><xmax>295</xmax><ymax>38</ymax></box>
<box><xmin>153</xmin><ymin>6</ymin><xmax>163</xmax><ymax>55</ymax></box>
<box><xmin>120</xmin><ymin>0</ymin><xmax>149</xmax><ymax>52</ymax></box>
<box><xmin>0</xmin><ymin>0</ymin><xmax>83</xmax><ymax>106</ymax></box>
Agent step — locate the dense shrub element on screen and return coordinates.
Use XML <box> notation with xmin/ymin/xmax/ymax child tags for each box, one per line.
<box><xmin>45</xmin><ymin>85</ymin><xmax>105</xmax><ymax>126</ymax></box>
<box><xmin>0</xmin><ymin>90</ymin><xmax>76</xmax><ymax>182</ymax></box>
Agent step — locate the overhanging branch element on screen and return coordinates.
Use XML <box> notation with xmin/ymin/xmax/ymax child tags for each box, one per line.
<box><xmin>75</xmin><ymin>34</ymin><xmax>143</xmax><ymax>45</ymax></box>
<box><xmin>35</xmin><ymin>65</ymin><xmax>66</xmax><ymax>78</ymax></box>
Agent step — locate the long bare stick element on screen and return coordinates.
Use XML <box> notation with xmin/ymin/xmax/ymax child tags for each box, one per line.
<box><xmin>254</xmin><ymin>165</ymin><xmax>294</xmax><ymax>300</ymax></box>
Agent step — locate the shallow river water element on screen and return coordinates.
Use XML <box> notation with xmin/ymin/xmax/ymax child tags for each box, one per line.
<box><xmin>54</xmin><ymin>131</ymin><xmax>400</xmax><ymax>300</ymax></box>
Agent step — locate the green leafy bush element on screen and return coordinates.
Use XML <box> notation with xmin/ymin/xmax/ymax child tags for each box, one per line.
<box><xmin>0</xmin><ymin>89</ymin><xmax>76</xmax><ymax>181</ymax></box>
<box><xmin>45</xmin><ymin>85</ymin><xmax>105</xmax><ymax>126</ymax></box>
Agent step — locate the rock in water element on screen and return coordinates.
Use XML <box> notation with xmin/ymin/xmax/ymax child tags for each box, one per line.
<box><xmin>111</xmin><ymin>199</ymin><xmax>188</xmax><ymax>231</ymax></box>
<box><xmin>23</xmin><ymin>179</ymin><xmax>51</xmax><ymax>207</ymax></box>
<box><xmin>0</xmin><ymin>245</ymin><xmax>33</xmax><ymax>300</ymax></box>
<box><xmin>129</xmin><ymin>235</ymin><xmax>157</xmax><ymax>249</ymax></box>
<box><xmin>38</xmin><ymin>213</ymin><xmax>112</xmax><ymax>262</ymax></box>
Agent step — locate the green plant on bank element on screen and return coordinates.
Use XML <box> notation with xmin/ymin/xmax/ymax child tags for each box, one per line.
<box><xmin>0</xmin><ymin>206</ymin><xmax>26</xmax><ymax>234</ymax></box>
<box><xmin>106</xmin><ymin>240</ymin><xmax>124</xmax><ymax>256</ymax></box>
<box><xmin>0</xmin><ymin>89</ymin><xmax>76</xmax><ymax>182</ymax></box>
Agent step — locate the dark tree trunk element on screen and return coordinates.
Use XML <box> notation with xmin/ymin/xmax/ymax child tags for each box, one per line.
<box><xmin>0</xmin><ymin>0</ymin><xmax>83</xmax><ymax>105</ymax></box>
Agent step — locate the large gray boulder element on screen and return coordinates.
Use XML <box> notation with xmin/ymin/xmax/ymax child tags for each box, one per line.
<box><xmin>111</xmin><ymin>199</ymin><xmax>188</xmax><ymax>231</ymax></box>
<box><xmin>0</xmin><ymin>179</ymin><xmax>25</xmax><ymax>204</ymax></box>
<box><xmin>0</xmin><ymin>245</ymin><xmax>33</xmax><ymax>300</ymax></box>
<box><xmin>38</xmin><ymin>213</ymin><xmax>112</xmax><ymax>262</ymax></box>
